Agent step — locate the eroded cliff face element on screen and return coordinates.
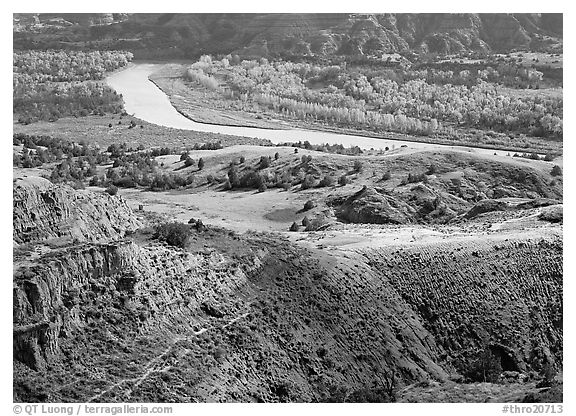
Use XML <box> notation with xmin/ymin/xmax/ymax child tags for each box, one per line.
<box><xmin>13</xmin><ymin>176</ymin><xmax>140</xmax><ymax>244</ymax></box>
<box><xmin>13</xmin><ymin>178</ymin><xmax>562</xmax><ymax>402</ymax></box>
<box><xmin>13</xmin><ymin>240</ymin><xmax>255</xmax><ymax>372</ymax></box>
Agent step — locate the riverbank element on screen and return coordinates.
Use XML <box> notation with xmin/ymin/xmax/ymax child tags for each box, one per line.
<box><xmin>12</xmin><ymin>115</ymin><xmax>272</xmax><ymax>150</ymax></box>
<box><xmin>148</xmin><ymin>63</ymin><xmax>562</xmax><ymax>156</ymax></box>
<box><xmin>149</xmin><ymin>64</ymin><xmax>288</xmax><ymax>130</ymax></box>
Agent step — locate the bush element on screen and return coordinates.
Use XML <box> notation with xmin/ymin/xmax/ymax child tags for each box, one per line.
<box><xmin>258</xmin><ymin>182</ymin><xmax>267</xmax><ymax>193</ymax></box>
<box><xmin>304</xmin><ymin>200</ymin><xmax>316</xmax><ymax>211</ymax></box>
<box><xmin>406</xmin><ymin>172</ymin><xmax>428</xmax><ymax>184</ymax></box>
<box><xmin>319</xmin><ymin>175</ymin><xmax>335</xmax><ymax>187</ymax></box>
<box><xmin>465</xmin><ymin>347</ymin><xmax>503</xmax><ymax>383</ymax></box>
<box><xmin>382</xmin><ymin>170</ymin><xmax>392</xmax><ymax>181</ymax></box>
<box><xmin>338</xmin><ymin>175</ymin><xmax>349</xmax><ymax>186</ymax></box>
<box><xmin>544</xmin><ymin>153</ymin><xmax>555</xmax><ymax>162</ymax></box>
<box><xmin>239</xmin><ymin>156</ymin><xmax>246</xmax><ymax>164</ymax></box>
<box><xmin>180</xmin><ymin>152</ymin><xmax>189</xmax><ymax>161</ymax></box>
<box><xmin>154</xmin><ymin>222</ymin><xmax>191</xmax><ymax>248</ymax></box>
<box><xmin>274</xmin><ymin>152</ymin><xmax>280</xmax><ymax>160</ymax></box>
<box><xmin>289</xmin><ymin>222</ymin><xmax>299</xmax><ymax>231</ymax></box>
<box><xmin>105</xmin><ymin>185</ymin><xmax>118</xmax><ymax>196</ymax></box>
<box><xmin>353</xmin><ymin>160</ymin><xmax>364</xmax><ymax>172</ymax></box>
<box><xmin>198</xmin><ymin>158</ymin><xmax>205</xmax><ymax>170</ymax></box>
<box><xmin>426</xmin><ymin>163</ymin><xmax>437</xmax><ymax>175</ymax></box>
<box><xmin>550</xmin><ymin>165</ymin><xmax>562</xmax><ymax>176</ymax></box>
<box><xmin>301</xmin><ymin>174</ymin><xmax>316</xmax><ymax>190</ymax></box>
<box><xmin>305</xmin><ymin>216</ymin><xmax>328</xmax><ymax>232</ymax></box>
<box><xmin>259</xmin><ymin>155</ymin><xmax>271</xmax><ymax>169</ymax></box>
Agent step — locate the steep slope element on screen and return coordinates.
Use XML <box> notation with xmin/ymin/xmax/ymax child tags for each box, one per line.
<box><xmin>13</xmin><ymin>176</ymin><xmax>140</xmax><ymax>244</ymax></box>
<box><xmin>13</xmin><ymin>178</ymin><xmax>562</xmax><ymax>402</ymax></box>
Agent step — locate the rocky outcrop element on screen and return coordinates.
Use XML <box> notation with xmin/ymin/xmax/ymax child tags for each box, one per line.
<box><xmin>13</xmin><ymin>176</ymin><xmax>140</xmax><ymax>244</ymax></box>
<box><xmin>335</xmin><ymin>186</ymin><xmax>416</xmax><ymax>224</ymax></box>
<box><xmin>13</xmin><ymin>240</ymin><xmax>255</xmax><ymax>371</ymax></box>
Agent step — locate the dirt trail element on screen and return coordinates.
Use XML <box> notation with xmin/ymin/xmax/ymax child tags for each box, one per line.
<box><xmin>87</xmin><ymin>312</ymin><xmax>250</xmax><ymax>402</ymax></box>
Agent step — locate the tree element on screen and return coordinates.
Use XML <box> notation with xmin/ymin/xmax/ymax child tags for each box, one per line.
<box><xmin>551</xmin><ymin>165</ymin><xmax>562</xmax><ymax>177</ymax></box>
<box><xmin>198</xmin><ymin>158</ymin><xmax>205</xmax><ymax>170</ymax></box>
<box><xmin>354</xmin><ymin>160</ymin><xmax>364</xmax><ymax>172</ymax></box>
<box><xmin>258</xmin><ymin>182</ymin><xmax>267</xmax><ymax>193</ymax></box>
<box><xmin>239</xmin><ymin>155</ymin><xmax>246</xmax><ymax>164</ymax></box>
<box><xmin>338</xmin><ymin>175</ymin><xmax>349</xmax><ymax>186</ymax></box>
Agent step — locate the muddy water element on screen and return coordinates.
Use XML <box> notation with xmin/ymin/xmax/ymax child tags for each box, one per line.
<box><xmin>107</xmin><ymin>63</ymin><xmax>508</xmax><ymax>155</ymax></box>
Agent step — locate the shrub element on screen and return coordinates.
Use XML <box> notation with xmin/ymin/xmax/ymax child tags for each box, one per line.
<box><xmin>198</xmin><ymin>158</ymin><xmax>205</xmax><ymax>170</ymax></box>
<box><xmin>407</xmin><ymin>172</ymin><xmax>428</xmax><ymax>183</ymax></box>
<box><xmin>258</xmin><ymin>182</ymin><xmax>267</xmax><ymax>193</ymax></box>
<box><xmin>465</xmin><ymin>347</ymin><xmax>503</xmax><ymax>383</ymax></box>
<box><xmin>259</xmin><ymin>155</ymin><xmax>271</xmax><ymax>169</ymax></box>
<box><xmin>105</xmin><ymin>185</ymin><xmax>118</xmax><ymax>195</ymax></box>
<box><xmin>302</xmin><ymin>216</ymin><xmax>311</xmax><ymax>227</ymax></box>
<box><xmin>180</xmin><ymin>152</ymin><xmax>189</xmax><ymax>161</ymax></box>
<box><xmin>319</xmin><ymin>175</ymin><xmax>335</xmax><ymax>187</ymax></box>
<box><xmin>353</xmin><ymin>160</ymin><xmax>364</xmax><ymax>172</ymax></box>
<box><xmin>301</xmin><ymin>174</ymin><xmax>316</xmax><ymax>190</ymax></box>
<box><xmin>154</xmin><ymin>222</ymin><xmax>191</xmax><ymax>248</ymax></box>
<box><xmin>289</xmin><ymin>222</ymin><xmax>299</xmax><ymax>231</ymax></box>
<box><xmin>338</xmin><ymin>175</ymin><xmax>349</xmax><ymax>186</ymax></box>
<box><xmin>304</xmin><ymin>200</ymin><xmax>316</xmax><ymax>211</ymax></box>
<box><xmin>544</xmin><ymin>153</ymin><xmax>555</xmax><ymax>162</ymax></box>
<box><xmin>550</xmin><ymin>165</ymin><xmax>562</xmax><ymax>176</ymax></box>
<box><xmin>239</xmin><ymin>155</ymin><xmax>246</xmax><ymax>164</ymax></box>
<box><xmin>382</xmin><ymin>170</ymin><xmax>392</xmax><ymax>181</ymax></box>
<box><xmin>274</xmin><ymin>152</ymin><xmax>280</xmax><ymax>160</ymax></box>
<box><xmin>305</xmin><ymin>216</ymin><xmax>328</xmax><ymax>232</ymax></box>
<box><xmin>426</xmin><ymin>163</ymin><xmax>437</xmax><ymax>175</ymax></box>
<box><xmin>113</xmin><ymin>176</ymin><xmax>136</xmax><ymax>188</ymax></box>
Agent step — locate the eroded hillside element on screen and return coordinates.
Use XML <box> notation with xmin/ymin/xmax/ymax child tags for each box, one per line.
<box><xmin>14</xmin><ymin>13</ymin><xmax>563</xmax><ymax>57</ymax></box>
<box><xmin>13</xmin><ymin>174</ymin><xmax>562</xmax><ymax>403</ymax></box>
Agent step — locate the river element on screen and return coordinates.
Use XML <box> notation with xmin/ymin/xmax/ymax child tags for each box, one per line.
<box><xmin>106</xmin><ymin>63</ymin><xmax>508</xmax><ymax>156</ymax></box>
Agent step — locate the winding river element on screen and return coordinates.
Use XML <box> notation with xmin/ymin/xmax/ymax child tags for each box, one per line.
<box><xmin>106</xmin><ymin>63</ymin><xmax>508</xmax><ymax>155</ymax></box>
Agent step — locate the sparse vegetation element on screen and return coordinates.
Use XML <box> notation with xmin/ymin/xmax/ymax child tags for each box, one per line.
<box><xmin>154</xmin><ymin>222</ymin><xmax>191</xmax><ymax>248</ymax></box>
<box><xmin>550</xmin><ymin>165</ymin><xmax>562</xmax><ymax>176</ymax></box>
